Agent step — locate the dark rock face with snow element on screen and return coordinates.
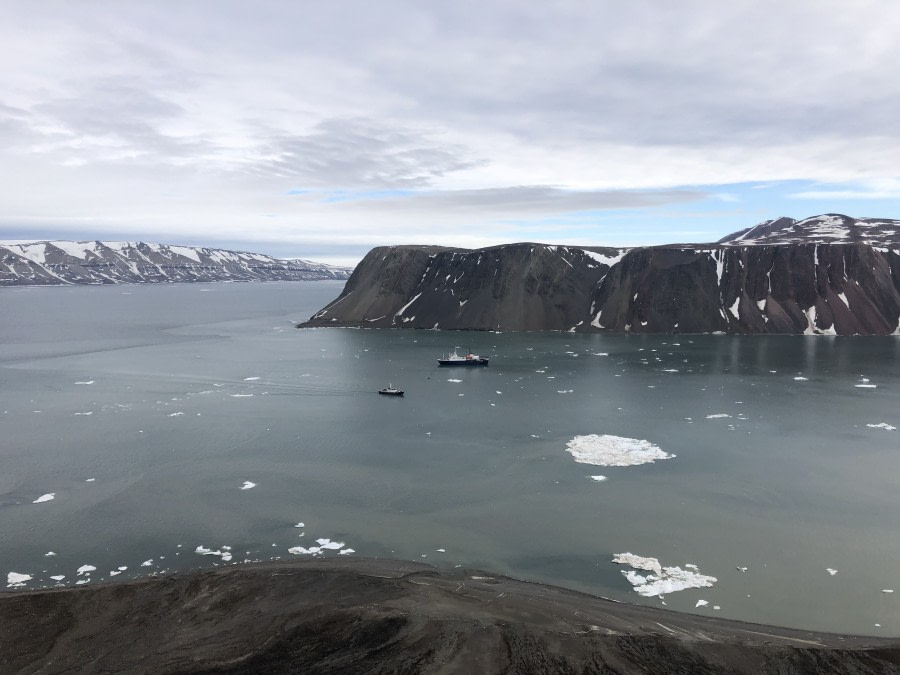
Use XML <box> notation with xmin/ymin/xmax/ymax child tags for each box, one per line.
<box><xmin>302</xmin><ymin>215</ymin><xmax>900</xmax><ymax>335</ymax></box>
<box><xmin>0</xmin><ymin>240</ymin><xmax>351</xmax><ymax>286</ymax></box>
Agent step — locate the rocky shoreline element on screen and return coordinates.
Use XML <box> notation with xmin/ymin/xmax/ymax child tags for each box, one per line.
<box><xmin>2</xmin><ymin>558</ymin><xmax>898</xmax><ymax>673</ymax></box>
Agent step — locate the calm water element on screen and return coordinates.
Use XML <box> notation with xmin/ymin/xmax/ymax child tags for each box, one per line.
<box><xmin>1</xmin><ymin>281</ymin><xmax>898</xmax><ymax>635</ymax></box>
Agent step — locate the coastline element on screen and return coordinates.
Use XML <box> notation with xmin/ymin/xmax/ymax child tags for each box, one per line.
<box><xmin>2</xmin><ymin>558</ymin><xmax>898</xmax><ymax>673</ymax></box>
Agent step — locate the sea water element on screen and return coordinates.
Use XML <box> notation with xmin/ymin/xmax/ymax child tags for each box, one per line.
<box><xmin>1</xmin><ymin>281</ymin><xmax>898</xmax><ymax>634</ymax></box>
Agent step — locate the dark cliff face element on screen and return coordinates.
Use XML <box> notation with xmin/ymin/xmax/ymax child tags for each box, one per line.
<box><xmin>303</xmin><ymin>241</ymin><xmax>900</xmax><ymax>335</ymax></box>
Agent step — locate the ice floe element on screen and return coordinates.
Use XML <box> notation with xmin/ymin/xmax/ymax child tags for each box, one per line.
<box><xmin>45</xmin><ymin>551</ymin><xmax>56</xmax><ymax>557</ymax></box>
<box><xmin>447</xmin><ymin>378</ymin><xmax>462</xmax><ymax>383</ymax></box>
<box><xmin>338</xmin><ymin>548</ymin><xmax>355</xmax><ymax>555</ymax></box>
<box><xmin>7</xmin><ymin>572</ymin><xmax>32</xmax><ymax>586</ymax></box>
<box><xmin>140</xmin><ymin>559</ymin><xmax>153</xmax><ymax>567</ymax></box>
<box><xmin>316</xmin><ymin>538</ymin><xmax>344</xmax><ymax>550</ymax></box>
<box><xmin>867</xmin><ymin>423</ymin><xmax>896</xmax><ymax>431</ymax></box>
<box><xmin>32</xmin><ymin>493</ymin><xmax>55</xmax><ymax>503</ymax></box>
<box><xmin>855</xmin><ymin>384</ymin><xmax>877</xmax><ymax>389</ymax></box>
<box><xmin>695</xmin><ymin>599</ymin><xmax>709</xmax><ymax>608</ymax></box>
<box><xmin>76</xmin><ymin>565</ymin><xmax>96</xmax><ymax>576</ymax></box>
<box><xmin>240</xmin><ymin>481</ymin><xmax>256</xmax><ymax>490</ymax></box>
<box><xmin>294</xmin><ymin>522</ymin><xmax>305</xmax><ymax>528</ymax></box>
<box><xmin>705</xmin><ymin>414</ymin><xmax>731</xmax><ymax>419</ymax></box>
<box><xmin>793</xmin><ymin>376</ymin><xmax>808</xmax><ymax>381</ymax></box>
<box><xmin>243</xmin><ymin>377</ymin><xmax>260</xmax><ymax>381</ymax></box>
<box><xmin>566</xmin><ymin>435</ymin><xmax>674</xmax><ymax>467</ymax></box>
<box><xmin>883</xmin><ymin>589</ymin><xmax>894</xmax><ymax>593</ymax></box>
<box><xmin>826</xmin><ymin>568</ymin><xmax>838</xmax><ymax>576</ymax></box>
<box><xmin>590</xmin><ymin>475</ymin><xmax>608</xmax><ymax>482</ymax></box>
<box><xmin>50</xmin><ymin>575</ymin><xmax>65</xmax><ymax>581</ymax></box>
<box><xmin>74</xmin><ymin>381</ymin><xmax>94</xmax><ymax>385</ymax></box>
<box><xmin>612</xmin><ymin>553</ymin><xmax>717</xmax><ymax>597</ymax></box>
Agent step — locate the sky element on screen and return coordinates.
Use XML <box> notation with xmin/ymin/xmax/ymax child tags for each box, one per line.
<box><xmin>2</xmin><ymin>1</ymin><xmax>900</xmax><ymax>266</ymax></box>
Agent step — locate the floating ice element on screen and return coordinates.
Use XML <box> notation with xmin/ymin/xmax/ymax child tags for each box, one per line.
<box><xmin>867</xmin><ymin>423</ymin><xmax>896</xmax><ymax>431</ymax></box>
<box><xmin>612</xmin><ymin>553</ymin><xmax>717</xmax><ymax>597</ymax></box>
<box><xmin>240</xmin><ymin>481</ymin><xmax>256</xmax><ymax>490</ymax></box>
<box><xmin>195</xmin><ymin>546</ymin><xmax>221</xmax><ymax>556</ymax></box>
<box><xmin>294</xmin><ymin>522</ymin><xmax>305</xmax><ymax>528</ymax></box>
<box><xmin>705</xmin><ymin>414</ymin><xmax>731</xmax><ymax>419</ymax></box>
<box><xmin>74</xmin><ymin>381</ymin><xmax>94</xmax><ymax>385</ymax></box>
<box><xmin>826</xmin><ymin>568</ymin><xmax>838</xmax><ymax>576</ymax></box>
<box><xmin>50</xmin><ymin>575</ymin><xmax>65</xmax><ymax>581</ymax></box>
<box><xmin>590</xmin><ymin>475</ymin><xmax>608</xmax><ymax>482</ymax></box>
<box><xmin>316</xmin><ymin>538</ymin><xmax>344</xmax><ymax>550</ymax></box>
<box><xmin>288</xmin><ymin>546</ymin><xmax>320</xmax><ymax>555</ymax></box>
<box><xmin>447</xmin><ymin>378</ymin><xmax>462</xmax><ymax>383</ymax></box>
<box><xmin>794</xmin><ymin>376</ymin><xmax>808</xmax><ymax>381</ymax></box>
<box><xmin>230</xmin><ymin>394</ymin><xmax>254</xmax><ymax>397</ymax></box>
<box><xmin>243</xmin><ymin>377</ymin><xmax>260</xmax><ymax>381</ymax></box>
<box><xmin>117</xmin><ymin>566</ymin><xmax>127</xmax><ymax>571</ymax></box>
<box><xmin>33</xmin><ymin>493</ymin><xmax>55</xmax><ymax>503</ymax></box>
<box><xmin>168</xmin><ymin>412</ymin><xmax>184</xmax><ymax>417</ymax></box>
<box><xmin>140</xmin><ymin>559</ymin><xmax>153</xmax><ymax>567</ymax></box>
<box><xmin>566</xmin><ymin>435</ymin><xmax>674</xmax><ymax>467</ymax></box>
<box><xmin>76</xmin><ymin>565</ymin><xmax>96</xmax><ymax>576</ymax></box>
<box><xmin>883</xmin><ymin>589</ymin><xmax>894</xmax><ymax>593</ymax></box>
<box><xmin>695</xmin><ymin>600</ymin><xmax>709</xmax><ymax>608</ymax></box>
<box><xmin>109</xmin><ymin>571</ymin><xmax>121</xmax><ymax>577</ymax></box>
<box><xmin>7</xmin><ymin>572</ymin><xmax>32</xmax><ymax>586</ymax></box>
<box><xmin>855</xmin><ymin>384</ymin><xmax>877</xmax><ymax>389</ymax></box>
<box><xmin>221</xmin><ymin>551</ymin><xmax>232</xmax><ymax>562</ymax></box>
<box><xmin>85</xmin><ymin>478</ymin><xmax>95</xmax><ymax>482</ymax></box>
<box><xmin>437</xmin><ymin>548</ymin><xmax>446</xmax><ymax>552</ymax></box>
<box><xmin>45</xmin><ymin>551</ymin><xmax>56</xmax><ymax>557</ymax></box>
<box><xmin>338</xmin><ymin>549</ymin><xmax>355</xmax><ymax>555</ymax></box>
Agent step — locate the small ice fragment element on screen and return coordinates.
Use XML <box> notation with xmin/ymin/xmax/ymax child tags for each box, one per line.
<box><xmin>45</xmin><ymin>551</ymin><xmax>56</xmax><ymax>557</ymax></box>
<box><xmin>109</xmin><ymin>571</ymin><xmax>121</xmax><ymax>577</ymax></box>
<box><xmin>867</xmin><ymin>423</ymin><xmax>896</xmax><ymax>431</ymax></box>
<box><xmin>168</xmin><ymin>412</ymin><xmax>184</xmax><ymax>417</ymax></box>
<box><xmin>74</xmin><ymin>381</ymin><xmax>94</xmax><ymax>385</ymax></box>
<box><xmin>495</xmin><ymin>391</ymin><xmax>502</xmax><ymax>395</ymax></box>
<box><xmin>195</xmin><ymin>546</ymin><xmax>221</xmax><ymax>556</ymax></box>
<box><xmin>590</xmin><ymin>475</ymin><xmax>607</xmax><ymax>482</ymax></box>
<box><xmin>7</xmin><ymin>572</ymin><xmax>32</xmax><ymax>585</ymax></box>
<box><xmin>826</xmin><ymin>568</ymin><xmax>838</xmax><ymax>576</ymax></box>
<box><xmin>794</xmin><ymin>376</ymin><xmax>808</xmax><ymax>381</ymax></box>
<box><xmin>713</xmin><ymin>605</ymin><xmax>721</xmax><ymax>610</ymax></box>
<box><xmin>221</xmin><ymin>551</ymin><xmax>232</xmax><ymax>561</ymax></box>
<box><xmin>243</xmin><ymin>377</ymin><xmax>260</xmax><ymax>381</ymax></box>
<box><xmin>855</xmin><ymin>384</ymin><xmax>876</xmax><ymax>389</ymax></box>
<box><xmin>437</xmin><ymin>548</ymin><xmax>446</xmax><ymax>552</ymax></box>
<box><xmin>85</xmin><ymin>478</ymin><xmax>96</xmax><ymax>482</ymax></box>
<box><xmin>118</xmin><ymin>566</ymin><xmax>127</xmax><ymax>571</ymax></box>
<box><xmin>695</xmin><ymin>600</ymin><xmax>708</xmax><ymax>608</ymax></box>
<box><xmin>33</xmin><ymin>493</ymin><xmax>55</xmax><ymax>503</ymax></box>
<box><xmin>76</xmin><ymin>580</ymin><xmax>88</xmax><ymax>585</ymax></box>
<box><xmin>240</xmin><ymin>481</ymin><xmax>256</xmax><ymax>490</ymax></box>
<box><xmin>141</xmin><ymin>559</ymin><xmax>153</xmax><ymax>567</ymax></box>
<box><xmin>736</xmin><ymin>566</ymin><xmax>748</xmax><ymax>572</ymax></box>
<box><xmin>705</xmin><ymin>414</ymin><xmax>731</xmax><ymax>419</ymax></box>
<box><xmin>294</xmin><ymin>522</ymin><xmax>305</xmax><ymax>528</ymax></box>
<box><xmin>338</xmin><ymin>548</ymin><xmax>355</xmax><ymax>555</ymax></box>
<box><xmin>882</xmin><ymin>589</ymin><xmax>894</xmax><ymax>593</ymax></box>
<box><xmin>76</xmin><ymin>565</ymin><xmax>96</xmax><ymax>576</ymax></box>
<box><xmin>50</xmin><ymin>575</ymin><xmax>65</xmax><ymax>581</ymax></box>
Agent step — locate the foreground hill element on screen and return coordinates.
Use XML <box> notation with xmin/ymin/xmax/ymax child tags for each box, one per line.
<box><xmin>302</xmin><ymin>215</ymin><xmax>900</xmax><ymax>335</ymax></box>
<box><xmin>0</xmin><ymin>240</ymin><xmax>351</xmax><ymax>286</ymax></box>
<box><xmin>2</xmin><ymin>559</ymin><xmax>897</xmax><ymax>673</ymax></box>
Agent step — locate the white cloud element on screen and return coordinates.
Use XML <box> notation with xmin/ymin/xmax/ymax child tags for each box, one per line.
<box><xmin>0</xmin><ymin>1</ymin><xmax>899</xmax><ymax>256</ymax></box>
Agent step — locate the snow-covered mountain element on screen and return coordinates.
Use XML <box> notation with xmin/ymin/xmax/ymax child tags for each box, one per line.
<box><xmin>718</xmin><ymin>214</ymin><xmax>900</xmax><ymax>246</ymax></box>
<box><xmin>0</xmin><ymin>240</ymin><xmax>352</xmax><ymax>286</ymax></box>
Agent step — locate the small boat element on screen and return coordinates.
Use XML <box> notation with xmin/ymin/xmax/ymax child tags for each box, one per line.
<box><xmin>438</xmin><ymin>349</ymin><xmax>489</xmax><ymax>367</ymax></box>
<box><xmin>378</xmin><ymin>384</ymin><xmax>404</xmax><ymax>396</ymax></box>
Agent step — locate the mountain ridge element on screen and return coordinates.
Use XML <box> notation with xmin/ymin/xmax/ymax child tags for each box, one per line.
<box><xmin>302</xmin><ymin>215</ymin><xmax>900</xmax><ymax>335</ymax></box>
<box><xmin>0</xmin><ymin>240</ymin><xmax>352</xmax><ymax>286</ymax></box>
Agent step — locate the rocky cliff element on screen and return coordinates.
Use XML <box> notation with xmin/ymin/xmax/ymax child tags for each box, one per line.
<box><xmin>302</xmin><ymin>215</ymin><xmax>900</xmax><ymax>335</ymax></box>
<box><xmin>0</xmin><ymin>240</ymin><xmax>351</xmax><ymax>286</ymax></box>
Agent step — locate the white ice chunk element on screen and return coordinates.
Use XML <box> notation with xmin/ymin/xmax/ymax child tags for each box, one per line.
<box><xmin>294</xmin><ymin>522</ymin><xmax>305</xmax><ymax>528</ymax></box>
<box><xmin>141</xmin><ymin>559</ymin><xmax>153</xmax><ymax>567</ymax></box>
<box><xmin>50</xmin><ymin>575</ymin><xmax>66</xmax><ymax>581</ymax></box>
<box><xmin>695</xmin><ymin>599</ymin><xmax>709</xmax><ymax>608</ymax></box>
<box><xmin>867</xmin><ymin>423</ymin><xmax>896</xmax><ymax>431</ymax></box>
<box><xmin>240</xmin><ymin>481</ymin><xmax>256</xmax><ymax>490</ymax></box>
<box><xmin>7</xmin><ymin>572</ymin><xmax>32</xmax><ymax>585</ymax></box>
<box><xmin>566</xmin><ymin>435</ymin><xmax>674</xmax><ymax>467</ymax></box>
<box><xmin>855</xmin><ymin>384</ymin><xmax>877</xmax><ymax>389</ymax></box>
<box><xmin>705</xmin><ymin>414</ymin><xmax>731</xmax><ymax>419</ymax></box>
<box><xmin>44</xmin><ymin>551</ymin><xmax>56</xmax><ymax>557</ymax></box>
<box><xmin>447</xmin><ymin>378</ymin><xmax>462</xmax><ymax>383</ymax></box>
<box><xmin>76</xmin><ymin>565</ymin><xmax>96</xmax><ymax>576</ymax></box>
<box><xmin>338</xmin><ymin>548</ymin><xmax>355</xmax><ymax>555</ymax></box>
<box><xmin>794</xmin><ymin>376</ymin><xmax>808</xmax><ymax>381</ymax></box>
<box><xmin>243</xmin><ymin>377</ymin><xmax>260</xmax><ymax>381</ymax></box>
<box><xmin>826</xmin><ymin>568</ymin><xmax>838</xmax><ymax>576</ymax></box>
<box><xmin>612</xmin><ymin>553</ymin><xmax>716</xmax><ymax>597</ymax></box>
<box><xmin>33</xmin><ymin>493</ymin><xmax>55</xmax><ymax>503</ymax></box>
<box><xmin>590</xmin><ymin>475</ymin><xmax>608</xmax><ymax>482</ymax></box>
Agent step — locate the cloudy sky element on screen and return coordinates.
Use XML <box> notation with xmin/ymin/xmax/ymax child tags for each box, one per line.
<box><xmin>2</xmin><ymin>1</ymin><xmax>899</xmax><ymax>265</ymax></box>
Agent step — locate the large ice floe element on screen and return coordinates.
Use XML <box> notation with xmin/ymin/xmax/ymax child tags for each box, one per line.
<box><xmin>566</xmin><ymin>435</ymin><xmax>674</xmax><ymax>467</ymax></box>
<box><xmin>612</xmin><ymin>553</ymin><xmax>717</xmax><ymax>597</ymax></box>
